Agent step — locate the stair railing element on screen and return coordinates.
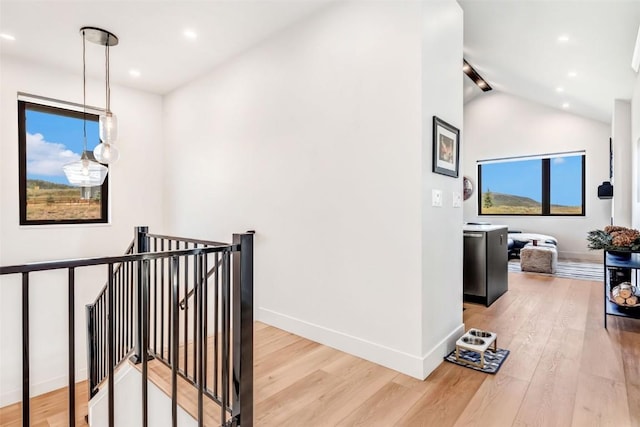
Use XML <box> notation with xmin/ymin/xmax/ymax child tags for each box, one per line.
<box><xmin>85</xmin><ymin>239</ymin><xmax>135</xmax><ymax>399</ymax></box>
<box><xmin>0</xmin><ymin>226</ymin><xmax>253</xmax><ymax>427</ymax></box>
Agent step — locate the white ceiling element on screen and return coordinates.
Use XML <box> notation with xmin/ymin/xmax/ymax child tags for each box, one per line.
<box><xmin>460</xmin><ymin>0</ymin><xmax>640</xmax><ymax>123</ymax></box>
<box><xmin>0</xmin><ymin>0</ymin><xmax>331</xmax><ymax>94</ymax></box>
<box><xmin>1</xmin><ymin>1</ymin><xmax>639</xmax><ymax>124</ymax></box>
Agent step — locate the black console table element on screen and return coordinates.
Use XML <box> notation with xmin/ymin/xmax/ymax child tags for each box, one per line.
<box><xmin>603</xmin><ymin>250</ymin><xmax>640</xmax><ymax>328</ymax></box>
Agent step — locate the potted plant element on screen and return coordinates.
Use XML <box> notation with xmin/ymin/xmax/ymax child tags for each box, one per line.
<box><xmin>587</xmin><ymin>226</ymin><xmax>640</xmax><ymax>258</ymax></box>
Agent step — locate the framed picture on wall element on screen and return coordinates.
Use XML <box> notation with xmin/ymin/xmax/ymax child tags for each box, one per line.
<box><xmin>432</xmin><ymin>116</ymin><xmax>460</xmax><ymax>178</ymax></box>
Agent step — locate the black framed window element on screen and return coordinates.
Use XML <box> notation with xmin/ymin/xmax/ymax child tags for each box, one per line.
<box><xmin>18</xmin><ymin>100</ymin><xmax>109</xmax><ymax>225</ymax></box>
<box><xmin>478</xmin><ymin>152</ymin><xmax>585</xmax><ymax>216</ymax></box>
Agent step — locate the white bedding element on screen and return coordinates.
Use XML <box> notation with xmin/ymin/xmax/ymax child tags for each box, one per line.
<box><xmin>509</xmin><ymin>232</ymin><xmax>558</xmax><ymax>244</ymax></box>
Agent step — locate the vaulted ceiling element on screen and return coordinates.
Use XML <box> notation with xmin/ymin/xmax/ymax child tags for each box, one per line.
<box><xmin>460</xmin><ymin>0</ymin><xmax>640</xmax><ymax>123</ymax></box>
<box><xmin>1</xmin><ymin>1</ymin><xmax>638</xmax><ymax>124</ymax></box>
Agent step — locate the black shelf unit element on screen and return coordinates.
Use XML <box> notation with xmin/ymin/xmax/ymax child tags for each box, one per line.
<box><xmin>603</xmin><ymin>250</ymin><xmax>640</xmax><ymax>328</ymax></box>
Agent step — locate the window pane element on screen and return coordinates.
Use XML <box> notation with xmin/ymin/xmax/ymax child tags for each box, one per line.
<box><xmin>550</xmin><ymin>155</ymin><xmax>583</xmax><ymax>215</ymax></box>
<box><xmin>20</xmin><ymin>101</ymin><xmax>108</xmax><ymax>224</ymax></box>
<box><xmin>480</xmin><ymin>159</ymin><xmax>542</xmax><ymax>215</ymax></box>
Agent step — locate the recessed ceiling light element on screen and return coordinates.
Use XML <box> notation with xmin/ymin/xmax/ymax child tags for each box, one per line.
<box><xmin>557</xmin><ymin>35</ymin><xmax>570</xmax><ymax>43</ymax></box>
<box><xmin>568</xmin><ymin>71</ymin><xmax>577</xmax><ymax>78</ymax></box>
<box><xmin>562</xmin><ymin>102</ymin><xmax>570</xmax><ymax>109</ymax></box>
<box><xmin>129</xmin><ymin>69</ymin><xmax>141</xmax><ymax>78</ymax></box>
<box><xmin>183</xmin><ymin>29</ymin><xmax>197</xmax><ymax>40</ymax></box>
<box><xmin>0</xmin><ymin>33</ymin><xmax>16</xmax><ymax>41</ymax></box>
<box><xmin>556</xmin><ymin>87</ymin><xmax>564</xmax><ymax>93</ymax></box>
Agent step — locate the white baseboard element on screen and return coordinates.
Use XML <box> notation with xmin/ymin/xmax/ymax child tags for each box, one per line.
<box><xmin>421</xmin><ymin>323</ymin><xmax>465</xmax><ymax>378</ymax></box>
<box><xmin>258</xmin><ymin>307</ymin><xmax>464</xmax><ymax>380</ymax></box>
<box><xmin>0</xmin><ymin>368</ymin><xmax>88</xmax><ymax>407</ymax></box>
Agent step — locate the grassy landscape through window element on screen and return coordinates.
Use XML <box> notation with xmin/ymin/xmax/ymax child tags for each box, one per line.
<box><xmin>479</xmin><ymin>153</ymin><xmax>584</xmax><ymax>216</ymax></box>
<box><xmin>26</xmin><ymin>179</ymin><xmax>102</xmax><ymax>221</ymax></box>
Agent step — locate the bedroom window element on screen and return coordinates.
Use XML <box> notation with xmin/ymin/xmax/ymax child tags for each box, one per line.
<box><xmin>18</xmin><ymin>98</ymin><xmax>109</xmax><ymax>225</ymax></box>
<box><xmin>478</xmin><ymin>151</ymin><xmax>585</xmax><ymax>216</ymax></box>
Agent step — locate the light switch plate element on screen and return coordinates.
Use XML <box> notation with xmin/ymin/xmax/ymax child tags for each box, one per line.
<box><xmin>452</xmin><ymin>192</ymin><xmax>462</xmax><ymax>208</ymax></box>
<box><xmin>432</xmin><ymin>189</ymin><xmax>443</xmax><ymax>207</ymax></box>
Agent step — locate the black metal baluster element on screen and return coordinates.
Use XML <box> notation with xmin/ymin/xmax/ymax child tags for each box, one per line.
<box><xmin>141</xmin><ymin>257</ymin><xmax>150</xmax><ymax>427</ymax></box>
<box><xmin>124</xmin><ymin>262</ymin><xmax>129</xmax><ymax>356</ymax></box>
<box><xmin>196</xmin><ymin>253</ymin><xmax>204</xmax><ymax>426</ymax></box>
<box><xmin>98</xmin><ymin>294</ymin><xmax>103</xmax><ymax>384</ymax></box>
<box><xmin>167</xmin><ymin>240</ymin><xmax>172</xmax><ymax>364</ymax></box>
<box><xmin>191</xmin><ymin>244</ymin><xmax>196</xmax><ymax>384</ymax></box>
<box><xmin>180</xmin><ymin>245</ymin><xmax>188</xmax><ymax>378</ymax></box>
<box><xmin>22</xmin><ymin>272</ymin><xmax>30</xmax><ymax>427</ymax></box>
<box><xmin>161</xmin><ymin>239</ymin><xmax>165</xmax><ymax>360</ymax></box>
<box><xmin>128</xmin><ymin>261</ymin><xmax>132</xmax><ymax>353</ymax></box>
<box><xmin>102</xmin><ymin>293</ymin><xmax>106</xmax><ymax>383</ymax></box>
<box><xmin>203</xmin><ymin>253</ymin><xmax>209</xmax><ymax>392</ymax></box>
<box><xmin>96</xmin><ymin>296</ymin><xmax>101</xmax><ymax>387</ymax></box>
<box><xmin>85</xmin><ymin>305</ymin><xmax>95</xmax><ymax>399</ymax></box>
<box><xmin>68</xmin><ymin>268</ymin><xmax>76</xmax><ymax>427</ymax></box>
<box><xmin>221</xmin><ymin>251</ymin><xmax>230</xmax><ymax>425</ymax></box>
<box><xmin>153</xmin><ymin>237</ymin><xmax>158</xmax><ymax>355</ymax></box>
<box><xmin>108</xmin><ymin>263</ymin><xmax>115</xmax><ymax>427</ymax></box>
<box><xmin>100</xmin><ymin>289</ymin><xmax>104</xmax><ymax>381</ymax></box>
<box><xmin>115</xmin><ymin>266</ymin><xmax>120</xmax><ymax>362</ymax></box>
<box><xmin>171</xmin><ymin>256</ymin><xmax>179</xmax><ymax>427</ymax></box>
<box><xmin>119</xmin><ymin>265</ymin><xmax>123</xmax><ymax>360</ymax></box>
<box><xmin>214</xmin><ymin>253</ymin><xmax>219</xmax><ymax>399</ymax></box>
<box><xmin>192</xmin><ymin>244</ymin><xmax>198</xmax><ymax>385</ymax></box>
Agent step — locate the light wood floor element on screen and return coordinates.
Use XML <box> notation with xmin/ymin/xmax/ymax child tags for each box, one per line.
<box><xmin>2</xmin><ymin>272</ymin><xmax>640</xmax><ymax>426</ymax></box>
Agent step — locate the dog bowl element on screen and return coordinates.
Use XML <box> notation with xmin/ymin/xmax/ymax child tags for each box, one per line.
<box><xmin>461</xmin><ymin>336</ymin><xmax>485</xmax><ymax>346</ymax></box>
<box><xmin>469</xmin><ymin>329</ymin><xmax>492</xmax><ymax>338</ymax></box>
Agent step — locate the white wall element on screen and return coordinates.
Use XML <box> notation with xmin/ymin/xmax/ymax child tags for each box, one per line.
<box><xmin>632</xmin><ymin>73</ymin><xmax>640</xmax><ymax>229</ymax></box>
<box><xmin>463</xmin><ymin>92</ymin><xmax>611</xmax><ymax>261</ymax></box>
<box><xmin>89</xmin><ymin>364</ymin><xmax>195</xmax><ymax>427</ymax></box>
<box><xmin>612</xmin><ymin>100</ymin><xmax>632</xmax><ymax>227</ymax></box>
<box><xmin>163</xmin><ymin>0</ymin><xmax>463</xmax><ymax>379</ymax></box>
<box><xmin>420</xmin><ymin>1</ymin><xmax>465</xmax><ymax>373</ymax></box>
<box><xmin>0</xmin><ymin>56</ymin><xmax>164</xmax><ymax>405</ymax></box>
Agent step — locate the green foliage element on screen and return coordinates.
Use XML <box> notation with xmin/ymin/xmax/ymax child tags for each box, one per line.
<box><xmin>483</xmin><ymin>189</ymin><xmax>493</xmax><ymax>208</ymax></box>
<box><xmin>586</xmin><ymin>229</ymin><xmax>613</xmax><ymax>250</ymax></box>
<box><xmin>27</xmin><ymin>179</ymin><xmax>74</xmax><ymax>190</ymax></box>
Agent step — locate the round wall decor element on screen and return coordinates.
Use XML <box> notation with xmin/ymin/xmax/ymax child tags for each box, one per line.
<box><xmin>463</xmin><ymin>176</ymin><xmax>474</xmax><ymax>200</ymax></box>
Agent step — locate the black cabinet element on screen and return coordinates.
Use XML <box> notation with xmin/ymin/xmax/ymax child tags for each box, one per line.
<box><xmin>463</xmin><ymin>225</ymin><xmax>508</xmax><ymax>307</ymax></box>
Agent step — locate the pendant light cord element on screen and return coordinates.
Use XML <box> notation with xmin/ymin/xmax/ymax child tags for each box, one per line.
<box><xmin>105</xmin><ymin>35</ymin><xmax>110</xmax><ymax>113</ymax></box>
<box><xmin>82</xmin><ymin>29</ymin><xmax>87</xmax><ymax>158</ymax></box>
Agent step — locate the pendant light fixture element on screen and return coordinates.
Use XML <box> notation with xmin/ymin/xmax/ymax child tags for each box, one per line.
<box><xmin>92</xmin><ymin>26</ymin><xmax>120</xmax><ymax>164</ymax></box>
<box><xmin>63</xmin><ymin>27</ymin><xmax>110</xmax><ymax>187</ymax></box>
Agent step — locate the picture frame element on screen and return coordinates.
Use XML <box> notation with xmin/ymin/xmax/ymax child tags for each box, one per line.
<box><xmin>432</xmin><ymin>116</ymin><xmax>460</xmax><ymax>178</ymax></box>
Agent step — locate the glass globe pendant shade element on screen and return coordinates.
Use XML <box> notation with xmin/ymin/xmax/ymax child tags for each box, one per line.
<box><xmin>93</xmin><ymin>142</ymin><xmax>120</xmax><ymax>164</ymax></box>
<box><xmin>99</xmin><ymin>112</ymin><xmax>118</xmax><ymax>142</ymax></box>
<box><xmin>63</xmin><ymin>155</ymin><xmax>108</xmax><ymax>187</ymax></box>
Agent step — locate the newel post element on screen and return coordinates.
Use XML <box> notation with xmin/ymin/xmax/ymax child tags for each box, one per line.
<box><xmin>232</xmin><ymin>232</ymin><xmax>254</xmax><ymax>426</ymax></box>
<box><xmin>131</xmin><ymin>226</ymin><xmax>149</xmax><ymax>364</ymax></box>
